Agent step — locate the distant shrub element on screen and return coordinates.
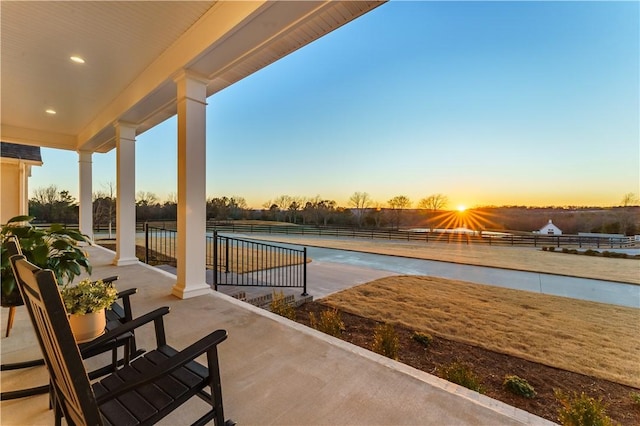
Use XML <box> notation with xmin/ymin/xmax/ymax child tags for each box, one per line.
<box><xmin>548</xmin><ymin>247</ymin><xmax>556</xmax><ymax>252</ymax></box>
<box><xmin>630</xmin><ymin>391</ymin><xmax>640</xmax><ymax>409</ymax></box>
<box><xmin>372</xmin><ymin>323</ymin><xmax>399</xmax><ymax>360</ymax></box>
<box><xmin>503</xmin><ymin>375</ymin><xmax>536</xmax><ymax>398</ymax></box>
<box><xmin>602</xmin><ymin>251</ymin><xmax>627</xmax><ymax>259</ymax></box>
<box><xmin>438</xmin><ymin>361</ymin><xmax>484</xmax><ymax>393</ymax></box>
<box><xmin>310</xmin><ymin>308</ymin><xmax>344</xmax><ymax>337</ymax></box>
<box><xmin>554</xmin><ymin>390</ymin><xmax>615</xmax><ymax>426</ymax></box>
<box><xmin>584</xmin><ymin>249</ymin><xmax>598</xmax><ymax>256</ymax></box>
<box><xmin>562</xmin><ymin>248</ymin><xmax>569</xmax><ymax>253</ymax></box>
<box><xmin>270</xmin><ymin>291</ymin><xmax>295</xmax><ymax>320</ymax></box>
<box><xmin>412</xmin><ymin>331</ymin><xmax>432</xmax><ymax>347</ymax></box>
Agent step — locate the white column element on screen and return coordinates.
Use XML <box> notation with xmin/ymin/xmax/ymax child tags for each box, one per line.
<box><xmin>172</xmin><ymin>71</ymin><xmax>211</xmax><ymax>299</ymax></box>
<box><xmin>18</xmin><ymin>162</ymin><xmax>30</xmax><ymax>216</ymax></box>
<box><xmin>78</xmin><ymin>151</ymin><xmax>93</xmax><ymax>240</ymax></box>
<box><xmin>113</xmin><ymin>122</ymin><xmax>138</xmax><ymax>266</ymax></box>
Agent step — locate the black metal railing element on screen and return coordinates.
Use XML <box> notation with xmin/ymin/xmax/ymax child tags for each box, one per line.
<box><xmin>143</xmin><ymin>225</ymin><xmax>307</xmax><ymax>294</ymax></box>
<box><xmin>209</xmin><ymin>231</ymin><xmax>307</xmax><ymax>295</ymax></box>
<box><xmin>144</xmin><ymin>225</ymin><xmax>177</xmax><ymax>265</ymax></box>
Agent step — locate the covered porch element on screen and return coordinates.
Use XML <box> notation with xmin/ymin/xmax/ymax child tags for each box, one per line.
<box><xmin>1</xmin><ymin>245</ymin><xmax>551</xmax><ymax>425</ymax></box>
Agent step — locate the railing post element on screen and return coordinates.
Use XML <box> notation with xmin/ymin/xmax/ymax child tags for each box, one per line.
<box><xmin>224</xmin><ymin>236</ymin><xmax>229</xmax><ymax>273</ymax></box>
<box><xmin>144</xmin><ymin>222</ymin><xmax>149</xmax><ymax>264</ymax></box>
<box><xmin>213</xmin><ymin>231</ymin><xmax>218</xmax><ymax>291</ymax></box>
<box><xmin>302</xmin><ymin>247</ymin><xmax>308</xmax><ymax>296</ymax></box>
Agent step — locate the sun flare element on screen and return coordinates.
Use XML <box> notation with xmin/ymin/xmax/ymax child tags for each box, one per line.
<box><xmin>457</xmin><ymin>205</ymin><xmax>467</xmax><ymax>212</ymax></box>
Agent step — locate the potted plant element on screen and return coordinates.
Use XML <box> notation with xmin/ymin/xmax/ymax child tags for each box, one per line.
<box><xmin>61</xmin><ymin>278</ymin><xmax>118</xmax><ymax>342</ymax></box>
<box><xmin>1</xmin><ymin>215</ymin><xmax>92</xmax><ymax>307</ymax></box>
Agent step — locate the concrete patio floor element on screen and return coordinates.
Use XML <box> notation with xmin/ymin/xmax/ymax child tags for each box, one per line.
<box><xmin>1</xmin><ymin>245</ymin><xmax>554</xmax><ymax>425</ymax></box>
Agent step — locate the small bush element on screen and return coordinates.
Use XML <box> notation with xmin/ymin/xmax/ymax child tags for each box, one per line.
<box><xmin>270</xmin><ymin>291</ymin><xmax>295</xmax><ymax>320</ymax></box>
<box><xmin>584</xmin><ymin>249</ymin><xmax>598</xmax><ymax>256</ymax></box>
<box><xmin>310</xmin><ymin>309</ymin><xmax>344</xmax><ymax>337</ymax></box>
<box><xmin>438</xmin><ymin>361</ymin><xmax>484</xmax><ymax>393</ymax></box>
<box><xmin>548</xmin><ymin>247</ymin><xmax>556</xmax><ymax>252</ymax></box>
<box><xmin>554</xmin><ymin>390</ymin><xmax>615</xmax><ymax>426</ymax></box>
<box><xmin>412</xmin><ymin>331</ymin><xmax>432</xmax><ymax>347</ymax></box>
<box><xmin>562</xmin><ymin>248</ymin><xmax>569</xmax><ymax>253</ymax></box>
<box><xmin>371</xmin><ymin>323</ymin><xmax>399</xmax><ymax>360</ymax></box>
<box><xmin>503</xmin><ymin>375</ymin><xmax>536</xmax><ymax>398</ymax></box>
<box><xmin>630</xmin><ymin>391</ymin><xmax>640</xmax><ymax>409</ymax></box>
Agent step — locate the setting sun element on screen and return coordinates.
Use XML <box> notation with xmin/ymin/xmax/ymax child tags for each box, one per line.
<box><xmin>457</xmin><ymin>205</ymin><xmax>467</xmax><ymax>212</ymax></box>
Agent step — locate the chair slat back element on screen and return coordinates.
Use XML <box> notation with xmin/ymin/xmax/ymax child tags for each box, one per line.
<box><xmin>5</xmin><ymin>236</ymin><xmax>21</xmax><ymax>257</ymax></box>
<box><xmin>10</xmin><ymin>255</ymin><xmax>102</xmax><ymax>426</ymax></box>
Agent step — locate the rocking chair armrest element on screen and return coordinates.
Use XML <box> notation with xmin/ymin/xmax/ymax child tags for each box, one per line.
<box><xmin>115</xmin><ymin>287</ymin><xmax>136</xmax><ymax>299</ymax></box>
<box><xmin>99</xmin><ymin>276</ymin><xmax>119</xmax><ymax>285</ymax></box>
<box><xmin>80</xmin><ymin>307</ymin><xmax>170</xmax><ymax>353</ymax></box>
<box><xmin>95</xmin><ymin>329</ymin><xmax>228</xmax><ymax>405</ymax></box>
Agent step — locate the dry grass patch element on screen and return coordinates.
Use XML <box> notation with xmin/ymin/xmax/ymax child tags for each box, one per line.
<box><xmin>323</xmin><ymin>275</ymin><xmax>640</xmax><ymax>388</ymax></box>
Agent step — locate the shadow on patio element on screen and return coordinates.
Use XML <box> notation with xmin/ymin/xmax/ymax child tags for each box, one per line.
<box><xmin>1</xmin><ymin>245</ymin><xmax>552</xmax><ymax>425</ymax></box>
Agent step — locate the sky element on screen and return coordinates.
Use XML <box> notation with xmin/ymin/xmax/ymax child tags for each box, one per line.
<box><xmin>29</xmin><ymin>1</ymin><xmax>639</xmax><ymax>210</ymax></box>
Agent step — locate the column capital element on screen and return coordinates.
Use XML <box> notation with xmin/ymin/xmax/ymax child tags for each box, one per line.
<box><xmin>77</xmin><ymin>151</ymin><xmax>92</xmax><ymax>163</ymax></box>
<box><xmin>174</xmin><ymin>70</ymin><xmax>208</xmax><ymax>105</ymax></box>
<box><xmin>172</xmin><ymin>69</ymin><xmax>209</xmax><ymax>85</ymax></box>
<box><xmin>113</xmin><ymin>121</ymin><xmax>138</xmax><ymax>139</ymax></box>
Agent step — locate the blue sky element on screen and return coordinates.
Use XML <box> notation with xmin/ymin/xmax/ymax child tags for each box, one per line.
<box><xmin>31</xmin><ymin>1</ymin><xmax>639</xmax><ymax>209</ymax></box>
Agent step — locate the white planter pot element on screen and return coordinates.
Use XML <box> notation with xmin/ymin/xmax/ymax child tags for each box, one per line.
<box><xmin>68</xmin><ymin>309</ymin><xmax>107</xmax><ymax>343</ymax></box>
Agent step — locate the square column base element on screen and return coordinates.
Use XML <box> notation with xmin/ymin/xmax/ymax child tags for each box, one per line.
<box><xmin>171</xmin><ymin>283</ymin><xmax>213</xmax><ymax>300</ymax></box>
<box><xmin>112</xmin><ymin>257</ymin><xmax>139</xmax><ymax>266</ymax></box>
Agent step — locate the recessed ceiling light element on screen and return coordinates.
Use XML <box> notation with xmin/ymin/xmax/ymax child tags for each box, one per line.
<box><xmin>45</xmin><ymin>109</ymin><xmax>57</xmax><ymax>115</ymax></box>
<box><xmin>70</xmin><ymin>56</ymin><xmax>85</xmax><ymax>64</ymax></box>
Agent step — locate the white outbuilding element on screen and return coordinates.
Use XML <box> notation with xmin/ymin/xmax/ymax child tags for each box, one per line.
<box><xmin>535</xmin><ymin>219</ymin><xmax>563</xmax><ymax>235</ymax></box>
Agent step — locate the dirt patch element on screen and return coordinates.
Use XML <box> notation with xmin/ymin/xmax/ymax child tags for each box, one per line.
<box><xmin>295</xmin><ymin>302</ymin><xmax>640</xmax><ymax>425</ymax></box>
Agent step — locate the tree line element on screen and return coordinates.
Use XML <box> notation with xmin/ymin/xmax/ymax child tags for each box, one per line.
<box><xmin>26</xmin><ymin>185</ymin><xmax>639</xmax><ymax>235</ymax></box>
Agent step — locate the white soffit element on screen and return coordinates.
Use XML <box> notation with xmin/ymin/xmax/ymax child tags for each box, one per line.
<box><xmin>0</xmin><ymin>1</ymin><xmax>386</xmax><ymax>153</ymax></box>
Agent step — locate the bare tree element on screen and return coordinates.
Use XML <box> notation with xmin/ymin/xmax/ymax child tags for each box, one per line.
<box><xmin>136</xmin><ymin>191</ymin><xmax>160</xmax><ymax>222</ymax></box>
<box><xmin>30</xmin><ymin>185</ymin><xmax>77</xmax><ymax>223</ymax></box>
<box><xmin>273</xmin><ymin>195</ymin><xmax>294</xmax><ymax>222</ymax></box>
<box><xmin>418</xmin><ymin>194</ymin><xmax>449</xmax><ymax>211</ymax></box>
<box><xmin>349</xmin><ymin>191</ymin><xmax>371</xmax><ymax>227</ymax></box>
<box><xmin>32</xmin><ymin>185</ymin><xmax>59</xmax><ymax>205</ymax></box>
<box><xmin>621</xmin><ymin>192</ymin><xmax>639</xmax><ymax>207</ymax></box>
<box><xmin>387</xmin><ymin>195</ymin><xmax>411</xmax><ymax>230</ymax></box>
<box><xmin>166</xmin><ymin>192</ymin><xmax>178</xmax><ymax>205</ymax></box>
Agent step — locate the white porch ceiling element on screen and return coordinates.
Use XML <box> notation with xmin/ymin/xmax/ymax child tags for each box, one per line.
<box><xmin>1</xmin><ymin>1</ymin><xmax>385</xmax><ymax>153</ymax></box>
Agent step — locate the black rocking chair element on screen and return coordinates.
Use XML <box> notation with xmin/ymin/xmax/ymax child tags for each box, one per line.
<box><xmin>11</xmin><ymin>254</ymin><xmax>233</xmax><ymax>426</ymax></box>
<box><xmin>1</xmin><ymin>236</ymin><xmax>143</xmax><ymax>401</ymax></box>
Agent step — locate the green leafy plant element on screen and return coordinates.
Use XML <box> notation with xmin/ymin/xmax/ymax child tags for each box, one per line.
<box><xmin>269</xmin><ymin>291</ymin><xmax>295</xmax><ymax>320</ymax></box>
<box><xmin>439</xmin><ymin>361</ymin><xmax>484</xmax><ymax>393</ymax></box>
<box><xmin>412</xmin><ymin>331</ymin><xmax>432</xmax><ymax>347</ymax></box>
<box><xmin>61</xmin><ymin>279</ymin><xmax>117</xmax><ymax>315</ymax></box>
<box><xmin>371</xmin><ymin>323</ymin><xmax>399</xmax><ymax>360</ymax></box>
<box><xmin>503</xmin><ymin>375</ymin><xmax>536</xmax><ymax>398</ymax></box>
<box><xmin>310</xmin><ymin>308</ymin><xmax>344</xmax><ymax>337</ymax></box>
<box><xmin>1</xmin><ymin>216</ymin><xmax>92</xmax><ymax>306</ymax></box>
<box><xmin>554</xmin><ymin>390</ymin><xmax>615</xmax><ymax>426</ymax></box>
